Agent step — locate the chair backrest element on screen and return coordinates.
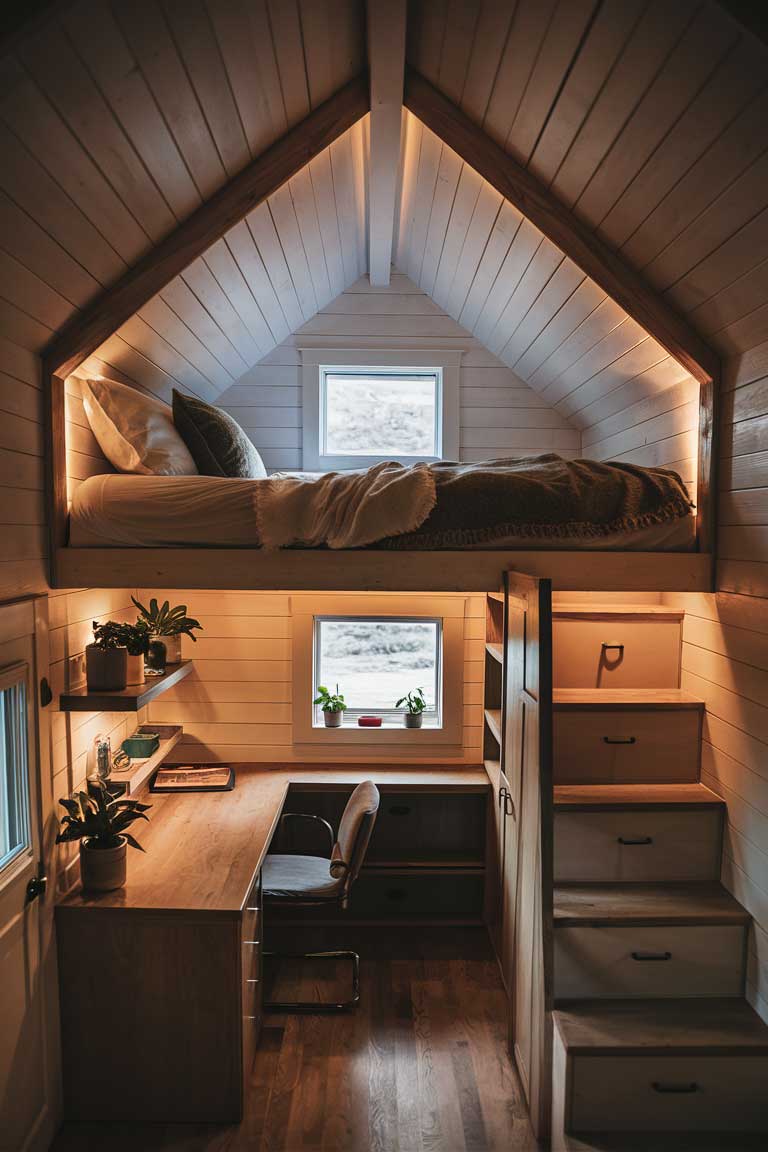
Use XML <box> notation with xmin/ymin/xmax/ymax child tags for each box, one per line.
<box><xmin>330</xmin><ymin>780</ymin><xmax>380</xmax><ymax>896</ymax></box>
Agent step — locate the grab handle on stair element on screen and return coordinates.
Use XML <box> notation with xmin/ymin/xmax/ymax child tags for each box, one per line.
<box><xmin>631</xmin><ymin>951</ymin><xmax>672</xmax><ymax>961</ymax></box>
<box><xmin>618</xmin><ymin>836</ymin><xmax>653</xmax><ymax>845</ymax></box>
<box><xmin>601</xmin><ymin>643</ymin><xmax>625</xmax><ymax>655</ymax></box>
<box><xmin>603</xmin><ymin>736</ymin><xmax>636</xmax><ymax>745</ymax></box>
<box><xmin>652</xmin><ymin>1082</ymin><xmax>698</xmax><ymax>1094</ymax></box>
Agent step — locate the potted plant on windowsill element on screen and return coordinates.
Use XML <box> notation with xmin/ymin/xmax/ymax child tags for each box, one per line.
<box><xmin>313</xmin><ymin>684</ymin><xmax>347</xmax><ymax>728</ymax></box>
<box><xmin>55</xmin><ymin>782</ymin><xmax>151</xmax><ymax>892</ymax></box>
<box><xmin>86</xmin><ymin>621</ymin><xmax>129</xmax><ymax>691</ymax></box>
<box><xmin>131</xmin><ymin>596</ymin><xmax>203</xmax><ymax>665</ymax></box>
<box><xmin>396</xmin><ymin>687</ymin><xmax>427</xmax><ymax>728</ymax></box>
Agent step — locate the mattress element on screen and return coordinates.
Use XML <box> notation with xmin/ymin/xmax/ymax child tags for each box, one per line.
<box><xmin>69</xmin><ymin>473</ymin><xmax>696</xmax><ymax>552</ymax></box>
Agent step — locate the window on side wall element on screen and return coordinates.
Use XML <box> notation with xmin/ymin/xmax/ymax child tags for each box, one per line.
<box><xmin>300</xmin><ymin>350</ymin><xmax>461</xmax><ymax>472</ymax></box>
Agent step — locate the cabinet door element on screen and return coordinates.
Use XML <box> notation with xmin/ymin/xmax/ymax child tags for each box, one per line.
<box><xmin>505</xmin><ymin>571</ymin><xmax>553</xmax><ymax>1144</ymax></box>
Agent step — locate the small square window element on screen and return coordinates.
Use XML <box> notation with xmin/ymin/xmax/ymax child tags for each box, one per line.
<box><xmin>321</xmin><ymin>367</ymin><xmax>442</xmax><ymax>460</ymax></box>
<box><xmin>313</xmin><ymin>616</ymin><xmax>441</xmax><ymax>727</ymax></box>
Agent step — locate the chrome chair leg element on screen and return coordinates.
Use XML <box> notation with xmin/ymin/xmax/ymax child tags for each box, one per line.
<box><xmin>263</xmin><ymin>948</ymin><xmax>360</xmax><ymax>1013</ymax></box>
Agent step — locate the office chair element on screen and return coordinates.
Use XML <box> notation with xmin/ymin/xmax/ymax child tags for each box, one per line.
<box><xmin>262</xmin><ymin>779</ymin><xmax>380</xmax><ymax>1013</ymax></box>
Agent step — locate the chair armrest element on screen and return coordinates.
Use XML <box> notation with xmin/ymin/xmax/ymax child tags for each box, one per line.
<box><xmin>277</xmin><ymin>812</ymin><xmax>335</xmax><ymax>857</ymax></box>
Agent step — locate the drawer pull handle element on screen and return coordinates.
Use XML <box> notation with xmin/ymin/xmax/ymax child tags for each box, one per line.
<box><xmin>243</xmin><ymin>940</ymin><xmax>261</xmax><ymax>947</ymax></box>
<box><xmin>632</xmin><ymin>950</ymin><xmax>672</xmax><ymax>962</ymax></box>
<box><xmin>603</xmin><ymin>736</ymin><xmax>636</xmax><ymax>745</ymax></box>
<box><xmin>618</xmin><ymin>836</ymin><xmax>653</xmax><ymax>846</ymax></box>
<box><xmin>652</xmin><ymin>1082</ymin><xmax>698</xmax><ymax>1095</ymax></box>
<box><xmin>388</xmin><ymin>805</ymin><xmax>411</xmax><ymax>816</ymax></box>
<box><xmin>601</xmin><ymin>643</ymin><xmax>625</xmax><ymax>655</ymax></box>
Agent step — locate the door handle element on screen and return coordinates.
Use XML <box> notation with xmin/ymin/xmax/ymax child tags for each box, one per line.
<box><xmin>618</xmin><ymin>836</ymin><xmax>653</xmax><ymax>846</ymax></box>
<box><xmin>26</xmin><ymin>874</ymin><xmax>47</xmax><ymax>903</ymax></box>
<box><xmin>631</xmin><ymin>950</ymin><xmax>672</xmax><ymax>962</ymax></box>
<box><xmin>503</xmin><ymin>792</ymin><xmax>515</xmax><ymax>818</ymax></box>
<box><xmin>603</xmin><ymin>736</ymin><xmax>636</xmax><ymax>745</ymax></box>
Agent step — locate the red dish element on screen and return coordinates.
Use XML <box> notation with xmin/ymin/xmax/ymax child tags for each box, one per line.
<box><xmin>357</xmin><ymin>716</ymin><xmax>382</xmax><ymax>727</ymax></box>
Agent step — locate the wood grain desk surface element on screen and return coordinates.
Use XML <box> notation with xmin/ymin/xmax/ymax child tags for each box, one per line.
<box><xmin>56</xmin><ymin>764</ymin><xmax>489</xmax><ymax>917</ymax></box>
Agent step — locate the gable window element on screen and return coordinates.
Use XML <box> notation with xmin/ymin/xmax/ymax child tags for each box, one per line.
<box><xmin>301</xmin><ymin>348</ymin><xmax>461</xmax><ymax>472</ymax></box>
<box><xmin>314</xmin><ymin>616</ymin><xmax>441</xmax><ymax>727</ymax></box>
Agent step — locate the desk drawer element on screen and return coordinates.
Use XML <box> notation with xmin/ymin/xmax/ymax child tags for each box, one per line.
<box><xmin>555</xmin><ymin>925</ymin><xmax>745</xmax><ymax>999</ymax></box>
<box><xmin>349</xmin><ymin>869</ymin><xmax>484</xmax><ymax>921</ymax></box>
<box><xmin>554</xmin><ymin>809</ymin><xmax>722</xmax><ymax>882</ymax></box>
<box><xmin>553</xmin><ymin>618</ymin><xmax>681</xmax><ymax>689</ymax></box>
<box><xmin>570</xmin><ymin>1055</ymin><xmax>768</xmax><ymax>1132</ymax></box>
<box><xmin>553</xmin><ymin>710</ymin><xmax>701</xmax><ymax>784</ymax></box>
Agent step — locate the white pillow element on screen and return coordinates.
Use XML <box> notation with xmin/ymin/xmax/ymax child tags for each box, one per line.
<box><xmin>82</xmin><ymin>377</ymin><xmax>197</xmax><ymax>476</ymax></box>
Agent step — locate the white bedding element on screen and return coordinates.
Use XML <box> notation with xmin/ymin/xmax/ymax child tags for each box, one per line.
<box><xmin>69</xmin><ymin>473</ymin><xmax>696</xmax><ymax>551</ymax></box>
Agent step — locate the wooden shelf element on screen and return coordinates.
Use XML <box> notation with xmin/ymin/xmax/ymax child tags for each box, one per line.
<box><xmin>109</xmin><ymin>725</ymin><xmax>183</xmax><ymax>796</ymax></box>
<box><xmin>59</xmin><ymin>661</ymin><xmax>193</xmax><ymax>712</ymax></box>
<box><xmin>484</xmin><ymin>708</ymin><xmax>502</xmax><ymax>745</ymax></box>
<box><xmin>485</xmin><ymin>641</ymin><xmax>503</xmax><ymax>663</ymax></box>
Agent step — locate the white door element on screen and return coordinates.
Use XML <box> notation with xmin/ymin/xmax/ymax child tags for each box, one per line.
<box><xmin>0</xmin><ymin>599</ymin><xmax>59</xmax><ymax>1152</ymax></box>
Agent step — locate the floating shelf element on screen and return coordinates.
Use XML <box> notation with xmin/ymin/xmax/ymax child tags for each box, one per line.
<box><xmin>484</xmin><ymin>708</ymin><xmax>502</xmax><ymax>745</ymax></box>
<box><xmin>59</xmin><ymin>661</ymin><xmax>193</xmax><ymax>712</ymax></box>
<box><xmin>109</xmin><ymin>725</ymin><xmax>183</xmax><ymax>796</ymax></box>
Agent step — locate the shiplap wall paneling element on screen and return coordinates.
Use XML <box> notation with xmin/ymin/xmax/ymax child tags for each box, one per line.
<box><xmin>218</xmin><ymin>272</ymin><xmax>581</xmax><ymax>470</ymax></box>
<box><xmin>142</xmin><ymin>589</ymin><xmax>485</xmax><ymax>764</ymax></box>
<box><xmin>0</xmin><ymin>338</ymin><xmax>46</xmax><ymax>599</ymax></box>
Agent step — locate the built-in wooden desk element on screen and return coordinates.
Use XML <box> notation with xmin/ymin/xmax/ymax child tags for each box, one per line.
<box><xmin>56</xmin><ymin>764</ymin><xmax>489</xmax><ymax>1123</ymax></box>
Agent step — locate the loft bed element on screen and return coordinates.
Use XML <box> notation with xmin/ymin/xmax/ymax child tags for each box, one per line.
<box><xmin>46</xmin><ymin>368</ymin><xmax>716</xmax><ymax>594</ymax></box>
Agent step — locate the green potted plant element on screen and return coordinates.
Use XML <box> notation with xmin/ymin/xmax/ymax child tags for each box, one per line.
<box><xmin>313</xmin><ymin>684</ymin><xmax>347</xmax><ymax>728</ymax></box>
<box><xmin>396</xmin><ymin>687</ymin><xmax>427</xmax><ymax>728</ymax></box>
<box><xmin>110</xmin><ymin>620</ymin><xmax>150</xmax><ymax>685</ymax></box>
<box><xmin>55</xmin><ymin>783</ymin><xmax>151</xmax><ymax>892</ymax></box>
<box><xmin>131</xmin><ymin>596</ymin><xmax>203</xmax><ymax>665</ymax></box>
<box><xmin>86</xmin><ymin>621</ymin><xmax>129</xmax><ymax>691</ymax></box>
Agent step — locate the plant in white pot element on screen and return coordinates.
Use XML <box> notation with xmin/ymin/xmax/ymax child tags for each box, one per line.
<box><xmin>86</xmin><ymin>621</ymin><xmax>129</xmax><ymax>691</ymax></box>
<box><xmin>396</xmin><ymin>687</ymin><xmax>427</xmax><ymax>728</ymax></box>
<box><xmin>313</xmin><ymin>684</ymin><xmax>347</xmax><ymax>728</ymax></box>
<box><xmin>55</xmin><ymin>783</ymin><xmax>151</xmax><ymax>892</ymax></box>
<box><xmin>131</xmin><ymin>596</ymin><xmax>203</xmax><ymax>665</ymax></box>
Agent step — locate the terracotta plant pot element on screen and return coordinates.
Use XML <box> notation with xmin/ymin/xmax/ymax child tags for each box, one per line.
<box><xmin>85</xmin><ymin>645</ymin><xmax>127</xmax><ymax>691</ymax></box>
<box><xmin>125</xmin><ymin>653</ymin><xmax>145</xmax><ymax>686</ymax></box>
<box><xmin>155</xmin><ymin>634</ymin><xmax>182</xmax><ymax>664</ymax></box>
<box><xmin>80</xmin><ymin>837</ymin><xmax>127</xmax><ymax>891</ymax></box>
<box><xmin>324</xmin><ymin>710</ymin><xmax>343</xmax><ymax>728</ymax></box>
<box><xmin>404</xmin><ymin>713</ymin><xmax>423</xmax><ymax>728</ymax></box>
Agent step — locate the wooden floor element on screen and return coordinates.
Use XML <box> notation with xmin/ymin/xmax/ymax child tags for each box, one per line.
<box><xmin>53</xmin><ymin>927</ymin><xmax>537</xmax><ymax>1152</ymax></box>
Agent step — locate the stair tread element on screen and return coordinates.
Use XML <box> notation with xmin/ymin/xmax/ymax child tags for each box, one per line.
<box><xmin>553</xmin><ymin>605</ymin><xmax>685</xmax><ymax>620</ymax></box>
<box><xmin>554</xmin><ymin>998</ymin><xmax>768</xmax><ymax>1055</ymax></box>
<box><xmin>554</xmin><ymin>882</ymin><xmax>749</xmax><ymax>927</ymax></box>
<box><xmin>553</xmin><ymin>689</ymin><xmax>704</xmax><ymax>710</ymax></box>
<box><xmin>554</xmin><ymin>784</ymin><xmax>724</xmax><ymax>811</ymax></box>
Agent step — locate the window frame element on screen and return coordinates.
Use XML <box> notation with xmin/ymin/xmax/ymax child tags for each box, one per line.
<box><xmin>292</xmin><ymin>594</ymin><xmax>465</xmax><ymax>749</ymax></box>
<box><xmin>0</xmin><ymin>660</ymin><xmax>32</xmax><ymax>885</ymax></box>
<box><xmin>313</xmin><ymin>614</ymin><xmax>443</xmax><ymax>727</ymax></box>
<box><xmin>300</xmin><ymin>347</ymin><xmax>461</xmax><ymax>472</ymax></box>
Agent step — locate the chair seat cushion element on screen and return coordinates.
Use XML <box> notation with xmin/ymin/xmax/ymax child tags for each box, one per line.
<box><xmin>262</xmin><ymin>854</ymin><xmax>344</xmax><ymax>900</ymax></box>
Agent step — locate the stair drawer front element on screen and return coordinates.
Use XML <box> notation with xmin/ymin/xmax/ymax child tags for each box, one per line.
<box><xmin>553</xmin><ymin>619</ymin><xmax>681</xmax><ymax>689</ymax></box>
<box><xmin>553</xmin><ymin>710</ymin><xmax>701</xmax><ymax>784</ymax></box>
<box><xmin>554</xmin><ymin>810</ymin><xmax>722</xmax><ymax>882</ymax></box>
<box><xmin>570</xmin><ymin>1055</ymin><xmax>768</xmax><ymax>1132</ymax></box>
<box><xmin>555</xmin><ymin>925</ymin><xmax>745</xmax><ymax>999</ymax></box>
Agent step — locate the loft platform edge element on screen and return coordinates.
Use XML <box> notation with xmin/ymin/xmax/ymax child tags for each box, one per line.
<box><xmin>53</xmin><ymin>547</ymin><xmax>714</xmax><ymax>593</ymax></box>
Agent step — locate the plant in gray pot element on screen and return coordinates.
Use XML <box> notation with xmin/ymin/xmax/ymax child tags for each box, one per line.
<box><xmin>313</xmin><ymin>684</ymin><xmax>347</xmax><ymax>728</ymax></box>
<box><xmin>86</xmin><ymin>621</ymin><xmax>129</xmax><ymax>691</ymax></box>
<box><xmin>131</xmin><ymin>596</ymin><xmax>203</xmax><ymax>665</ymax></box>
<box><xmin>55</xmin><ymin>783</ymin><xmax>151</xmax><ymax>892</ymax></box>
<box><xmin>104</xmin><ymin>620</ymin><xmax>150</xmax><ymax>685</ymax></box>
<box><xmin>396</xmin><ymin>687</ymin><xmax>427</xmax><ymax>728</ymax></box>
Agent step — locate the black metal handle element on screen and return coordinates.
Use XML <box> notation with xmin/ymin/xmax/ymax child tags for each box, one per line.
<box><xmin>652</xmin><ymin>1082</ymin><xmax>698</xmax><ymax>1094</ymax></box>
<box><xmin>388</xmin><ymin>804</ymin><xmax>411</xmax><ymax>816</ymax></box>
<box><xmin>503</xmin><ymin>792</ymin><xmax>515</xmax><ymax>818</ymax></box>
<box><xmin>601</xmin><ymin>643</ymin><xmax>625</xmax><ymax>655</ymax></box>
<box><xmin>603</xmin><ymin>736</ymin><xmax>636</xmax><ymax>745</ymax></box>
<box><xmin>618</xmin><ymin>836</ymin><xmax>653</xmax><ymax>846</ymax></box>
<box><xmin>25</xmin><ymin>874</ymin><xmax>47</xmax><ymax>903</ymax></box>
<box><xmin>632</xmin><ymin>951</ymin><xmax>672</xmax><ymax>962</ymax></box>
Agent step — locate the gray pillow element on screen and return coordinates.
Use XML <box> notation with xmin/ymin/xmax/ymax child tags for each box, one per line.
<box><xmin>172</xmin><ymin>390</ymin><xmax>267</xmax><ymax>479</ymax></box>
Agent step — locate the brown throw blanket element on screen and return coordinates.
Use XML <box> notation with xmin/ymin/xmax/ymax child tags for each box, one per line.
<box><xmin>376</xmin><ymin>455</ymin><xmax>693</xmax><ymax>550</ymax></box>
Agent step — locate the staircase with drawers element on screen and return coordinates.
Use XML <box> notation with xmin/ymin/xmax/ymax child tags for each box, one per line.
<box><xmin>548</xmin><ymin>604</ymin><xmax>768</xmax><ymax>1149</ymax></box>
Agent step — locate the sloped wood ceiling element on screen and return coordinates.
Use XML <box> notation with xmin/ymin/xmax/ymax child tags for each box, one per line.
<box><xmin>0</xmin><ymin>0</ymin><xmax>365</xmax><ymax>382</ymax></box>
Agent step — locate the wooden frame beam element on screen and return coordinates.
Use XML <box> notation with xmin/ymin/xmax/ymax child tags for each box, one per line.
<box><xmin>366</xmin><ymin>0</ymin><xmax>406</xmax><ymax>285</ymax></box>
<box><xmin>43</xmin><ymin>73</ymin><xmax>370</xmax><ymax>380</ymax></box>
<box><xmin>403</xmin><ymin>67</ymin><xmax>719</xmax><ymax>389</ymax></box>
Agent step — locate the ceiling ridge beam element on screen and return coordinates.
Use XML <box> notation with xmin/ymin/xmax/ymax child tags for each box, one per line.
<box><xmin>45</xmin><ymin>73</ymin><xmax>370</xmax><ymax>380</ymax></box>
<box><xmin>367</xmin><ymin>0</ymin><xmax>406</xmax><ymax>285</ymax></box>
<box><xmin>403</xmin><ymin>66</ymin><xmax>719</xmax><ymax>389</ymax></box>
